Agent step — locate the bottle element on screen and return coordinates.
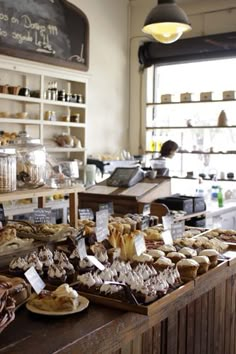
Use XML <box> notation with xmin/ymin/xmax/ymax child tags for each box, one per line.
<box><xmin>211</xmin><ymin>176</ymin><xmax>219</xmax><ymax>201</ymax></box>
<box><xmin>195</xmin><ymin>177</ymin><xmax>205</xmax><ymax>197</ymax></box>
<box><xmin>217</xmin><ymin>187</ymin><xmax>223</xmax><ymax>207</ymax></box>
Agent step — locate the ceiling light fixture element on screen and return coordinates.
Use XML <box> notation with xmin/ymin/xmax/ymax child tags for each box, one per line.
<box><xmin>142</xmin><ymin>0</ymin><xmax>192</xmax><ymax>44</ymax></box>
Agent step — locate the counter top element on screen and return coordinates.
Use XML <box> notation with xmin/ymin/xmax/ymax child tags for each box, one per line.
<box><xmin>206</xmin><ymin>200</ymin><xmax>236</xmax><ymax>217</ymax></box>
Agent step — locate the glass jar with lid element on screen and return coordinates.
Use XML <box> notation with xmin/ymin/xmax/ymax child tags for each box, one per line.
<box><xmin>11</xmin><ymin>131</ymin><xmax>46</xmax><ymax>189</ymax></box>
<box><xmin>0</xmin><ymin>149</ymin><xmax>16</xmax><ymax>193</ymax></box>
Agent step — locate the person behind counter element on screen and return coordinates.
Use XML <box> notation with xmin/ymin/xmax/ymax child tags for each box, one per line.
<box><xmin>150</xmin><ymin>140</ymin><xmax>179</xmax><ymax>176</ymax></box>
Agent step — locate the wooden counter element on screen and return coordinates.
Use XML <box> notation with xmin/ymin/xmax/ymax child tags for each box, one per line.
<box><xmin>1</xmin><ymin>259</ymin><xmax>236</xmax><ymax>354</ymax></box>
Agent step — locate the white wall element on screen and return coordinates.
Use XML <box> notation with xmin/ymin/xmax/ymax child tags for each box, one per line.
<box><xmin>129</xmin><ymin>0</ymin><xmax>236</xmax><ymax>155</ymax></box>
<box><xmin>69</xmin><ymin>0</ymin><xmax>130</xmax><ymax>157</ymax></box>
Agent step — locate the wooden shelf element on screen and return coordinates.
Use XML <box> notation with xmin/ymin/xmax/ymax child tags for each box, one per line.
<box><xmin>146</xmin><ymin>99</ymin><xmax>236</xmax><ymax>106</ymax></box>
<box><xmin>0</xmin><ymin>118</ymin><xmax>40</xmax><ymax>124</ymax></box>
<box><xmin>146</xmin><ymin>125</ymin><xmax>236</xmax><ymax>130</ymax></box>
<box><xmin>43</xmin><ymin>121</ymin><xmax>85</xmax><ymax>128</ymax></box>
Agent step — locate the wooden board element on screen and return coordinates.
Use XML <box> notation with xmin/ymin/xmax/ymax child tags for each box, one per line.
<box><xmin>77</xmin><ymin>282</ymin><xmax>194</xmax><ymax>316</ymax></box>
<box><xmin>120</xmin><ymin>183</ymin><xmax>158</xmax><ymax>197</ymax></box>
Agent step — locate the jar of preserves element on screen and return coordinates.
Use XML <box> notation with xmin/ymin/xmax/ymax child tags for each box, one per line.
<box><xmin>0</xmin><ymin>150</ymin><xmax>16</xmax><ymax>192</ymax></box>
<box><xmin>11</xmin><ymin>131</ymin><xmax>46</xmax><ymax>189</ymax></box>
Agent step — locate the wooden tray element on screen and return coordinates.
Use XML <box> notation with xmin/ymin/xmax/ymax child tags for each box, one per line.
<box><xmin>77</xmin><ymin>281</ymin><xmax>194</xmax><ymax>316</ymax></box>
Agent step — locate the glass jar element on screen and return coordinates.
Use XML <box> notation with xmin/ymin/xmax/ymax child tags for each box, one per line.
<box><xmin>0</xmin><ymin>151</ymin><xmax>16</xmax><ymax>193</ymax></box>
<box><xmin>11</xmin><ymin>131</ymin><xmax>46</xmax><ymax>189</ymax></box>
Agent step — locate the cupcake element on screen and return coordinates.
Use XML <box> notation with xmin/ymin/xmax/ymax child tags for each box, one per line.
<box><xmin>9</xmin><ymin>257</ymin><xmax>28</xmax><ymax>276</ymax></box>
<box><xmin>176</xmin><ymin>259</ymin><xmax>199</xmax><ymax>282</ymax></box>
<box><xmin>166</xmin><ymin>251</ymin><xmax>186</xmax><ymax>264</ymax></box>
<box><xmin>77</xmin><ymin>257</ymin><xmax>95</xmax><ymax>274</ymax></box>
<box><xmin>47</xmin><ymin>264</ymin><xmax>67</xmax><ymax>285</ymax></box>
<box><xmin>153</xmin><ymin>256</ymin><xmax>174</xmax><ymax>271</ymax></box>
<box><xmin>179</xmin><ymin>247</ymin><xmax>197</xmax><ymax>258</ymax></box>
<box><xmin>199</xmin><ymin>249</ymin><xmax>219</xmax><ymax>268</ymax></box>
<box><xmin>146</xmin><ymin>249</ymin><xmax>165</xmax><ymax>260</ymax></box>
<box><xmin>69</xmin><ymin>246</ymin><xmax>80</xmax><ymax>267</ymax></box>
<box><xmin>58</xmin><ymin>258</ymin><xmax>75</xmax><ymax>282</ymax></box>
<box><xmin>158</xmin><ymin>245</ymin><xmax>176</xmax><ymax>255</ymax></box>
<box><xmin>25</xmin><ymin>252</ymin><xmax>44</xmax><ymax>276</ymax></box>
<box><xmin>39</xmin><ymin>247</ymin><xmax>54</xmax><ymax>273</ymax></box>
<box><xmin>192</xmin><ymin>256</ymin><xmax>210</xmax><ymax>274</ymax></box>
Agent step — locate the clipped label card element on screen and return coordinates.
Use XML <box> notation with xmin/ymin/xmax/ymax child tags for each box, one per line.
<box><xmin>96</xmin><ymin>209</ymin><xmax>109</xmax><ymax>242</ymax></box>
<box><xmin>162</xmin><ymin>230</ymin><xmax>173</xmax><ymax>245</ymax></box>
<box><xmin>24</xmin><ymin>266</ymin><xmax>45</xmax><ymax>294</ymax></box>
<box><xmin>86</xmin><ymin>255</ymin><xmax>105</xmax><ymax>271</ymax></box>
<box><xmin>142</xmin><ymin>203</ymin><xmax>151</xmax><ymax>216</ymax></box>
<box><xmin>134</xmin><ymin>233</ymin><xmax>146</xmax><ymax>256</ymax></box>
<box><xmin>78</xmin><ymin>208</ymin><xmax>94</xmax><ymax>220</ymax></box>
<box><xmin>162</xmin><ymin>214</ymin><xmax>173</xmax><ymax>230</ymax></box>
<box><xmin>99</xmin><ymin>202</ymin><xmax>114</xmax><ymax>215</ymax></box>
<box><xmin>78</xmin><ymin>238</ymin><xmax>87</xmax><ymax>260</ymax></box>
<box><xmin>34</xmin><ymin>208</ymin><xmax>52</xmax><ymax>224</ymax></box>
<box><xmin>140</xmin><ymin>215</ymin><xmax>150</xmax><ymax>231</ymax></box>
<box><xmin>171</xmin><ymin>221</ymin><xmax>185</xmax><ymax>240</ymax></box>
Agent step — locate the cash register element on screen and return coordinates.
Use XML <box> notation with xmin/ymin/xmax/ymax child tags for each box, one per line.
<box><xmin>106</xmin><ymin>167</ymin><xmax>145</xmax><ymax>187</ymax></box>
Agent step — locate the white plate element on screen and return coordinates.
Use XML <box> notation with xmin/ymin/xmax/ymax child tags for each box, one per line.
<box><xmin>26</xmin><ymin>295</ymin><xmax>89</xmax><ymax>316</ymax></box>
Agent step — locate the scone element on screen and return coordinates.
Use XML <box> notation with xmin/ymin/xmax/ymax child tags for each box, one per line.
<box><xmin>199</xmin><ymin>249</ymin><xmax>219</xmax><ymax>268</ymax></box>
<box><xmin>176</xmin><ymin>259</ymin><xmax>199</xmax><ymax>282</ymax></box>
<box><xmin>192</xmin><ymin>256</ymin><xmax>210</xmax><ymax>274</ymax></box>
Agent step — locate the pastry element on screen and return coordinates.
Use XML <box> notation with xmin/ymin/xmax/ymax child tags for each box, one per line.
<box><xmin>146</xmin><ymin>249</ymin><xmax>165</xmax><ymax>260</ymax></box>
<box><xmin>192</xmin><ymin>256</ymin><xmax>210</xmax><ymax>274</ymax></box>
<box><xmin>199</xmin><ymin>249</ymin><xmax>219</xmax><ymax>268</ymax></box>
<box><xmin>167</xmin><ymin>251</ymin><xmax>186</xmax><ymax>264</ymax></box>
<box><xmin>132</xmin><ymin>253</ymin><xmax>154</xmax><ymax>264</ymax></box>
<box><xmin>179</xmin><ymin>247</ymin><xmax>197</xmax><ymax>258</ymax></box>
<box><xmin>153</xmin><ymin>256</ymin><xmax>174</xmax><ymax>271</ymax></box>
<box><xmin>176</xmin><ymin>259</ymin><xmax>199</xmax><ymax>282</ymax></box>
<box><xmin>28</xmin><ymin>284</ymin><xmax>80</xmax><ymax>312</ymax></box>
<box><xmin>157</xmin><ymin>244</ymin><xmax>176</xmax><ymax>254</ymax></box>
<box><xmin>0</xmin><ymin>275</ymin><xmax>31</xmax><ymax>306</ymax></box>
<box><xmin>47</xmin><ymin>264</ymin><xmax>67</xmax><ymax>285</ymax></box>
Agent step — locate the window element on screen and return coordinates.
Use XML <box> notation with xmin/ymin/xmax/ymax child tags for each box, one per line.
<box><xmin>145</xmin><ymin>58</ymin><xmax>236</xmax><ymax>179</ymax></box>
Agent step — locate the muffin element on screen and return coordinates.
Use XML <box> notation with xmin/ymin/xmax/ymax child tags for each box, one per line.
<box><xmin>176</xmin><ymin>259</ymin><xmax>199</xmax><ymax>282</ymax></box>
<box><xmin>146</xmin><ymin>249</ymin><xmax>165</xmax><ymax>260</ymax></box>
<box><xmin>166</xmin><ymin>251</ymin><xmax>186</xmax><ymax>264</ymax></box>
<box><xmin>192</xmin><ymin>256</ymin><xmax>210</xmax><ymax>274</ymax></box>
<box><xmin>69</xmin><ymin>246</ymin><xmax>80</xmax><ymax>267</ymax></box>
<box><xmin>179</xmin><ymin>247</ymin><xmax>197</xmax><ymax>258</ymax></box>
<box><xmin>47</xmin><ymin>264</ymin><xmax>67</xmax><ymax>285</ymax></box>
<box><xmin>58</xmin><ymin>259</ymin><xmax>75</xmax><ymax>282</ymax></box>
<box><xmin>25</xmin><ymin>252</ymin><xmax>44</xmax><ymax>276</ymax></box>
<box><xmin>199</xmin><ymin>249</ymin><xmax>219</xmax><ymax>268</ymax></box>
<box><xmin>77</xmin><ymin>257</ymin><xmax>95</xmax><ymax>274</ymax></box>
<box><xmin>132</xmin><ymin>253</ymin><xmax>153</xmax><ymax>265</ymax></box>
<box><xmin>153</xmin><ymin>256</ymin><xmax>174</xmax><ymax>271</ymax></box>
<box><xmin>157</xmin><ymin>244</ymin><xmax>176</xmax><ymax>255</ymax></box>
<box><xmin>39</xmin><ymin>247</ymin><xmax>54</xmax><ymax>273</ymax></box>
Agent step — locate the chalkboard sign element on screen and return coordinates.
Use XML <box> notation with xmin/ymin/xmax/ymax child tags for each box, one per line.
<box><xmin>34</xmin><ymin>208</ymin><xmax>52</xmax><ymax>224</ymax></box>
<box><xmin>0</xmin><ymin>0</ymin><xmax>89</xmax><ymax>71</ymax></box>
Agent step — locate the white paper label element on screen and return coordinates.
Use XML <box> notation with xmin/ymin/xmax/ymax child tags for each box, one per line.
<box><xmin>24</xmin><ymin>266</ymin><xmax>45</xmax><ymax>294</ymax></box>
<box><xmin>96</xmin><ymin>209</ymin><xmax>109</xmax><ymax>242</ymax></box>
<box><xmin>134</xmin><ymin>234</ymin><xmax>146</xmax><ymax>256</ymax></box>
<box><xmin>162</xmin><ymin>230</ymin><xmax>173</xmax><ymax>245</ymax></box>
<box><xmin>86</xmin><ymin>255</ymin><xmax>105</xmax><ymax>271</ymax></box>
<box><xmin>162</xmin><ymin>215</ymin><xmax>173</xmax><ymax>230</ymax></box>
<box><xmin>78</xmin><ymin>238</ymin><xmax>87</xmax><ymax>260</ymax></box>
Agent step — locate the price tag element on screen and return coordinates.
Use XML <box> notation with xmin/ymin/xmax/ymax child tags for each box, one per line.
<box><xmin>99</xmin><ymin>202</ymin><xmax>114</xmax><ymax>215</ymax></box>
<box><xmin>96</xmin><ymin>209</ymin><xmax>109</xmax><ymax>242</ymax></box>
<box><xmin>142</xmin><ymin>203</ymin><xmax>151</xmax><ymax>216</ymax></box>
<box><xmin>171</xmin><ymin>221</ymin><xmax>185</xmax><ymax>240</ymax></box>
<box><xmin>162</xmin><ymin>230</ymin><xmax>173</xmax><ymax>245</ymax></box>
<box><xmin>78</xmin><ymin>208</ymin><xmax>94</xmax><ymax>220</ymax></box>
<box><xmin>78</xmin><ymin>238</ymin><xmax>87</xmax><ymax>260</ymax></box>
<box><xmin>140</xmin><ymin>215</ymin><xmax>150</xmax><ymax>231</ymax></box>
<box><xmin>34</xmin><ymin>208</ymin><xmax>52</xmax><ymax>224</ymax></box>
<box><xmin>162</xmin><ymin>214</ymin><xmax>173</xmax><ymax>230</ymax></box>
<box><xmin>86</xmin><ymin>255</ymin><xmax>105</xmax><ymax>271</ymax></box>
<box><xmin>24</xmin><ymin>266</ymin><xmax>45</xmax><ymax>294</ymax></box>
<box><xmin>134</xmin><ymin>233</ymin><xmax>146</xmax><ymax>256</ymax></box>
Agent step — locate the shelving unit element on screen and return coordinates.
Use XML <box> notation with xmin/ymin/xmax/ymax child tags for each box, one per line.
<box><xmin>145</xmin><ymin>97</ymin><xmax>236</xmax><ymax>176</ymax></box>
<box><xmin>0</xmin><ymin>54</ymin><xmax>89</xmax><ymax>182</ymax></box>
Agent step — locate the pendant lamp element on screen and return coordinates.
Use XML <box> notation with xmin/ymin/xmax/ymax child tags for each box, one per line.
<box><xmin>142</xmin><ymin>0</ymin><xmax>192</xmax><ymax>44</ymax></box>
